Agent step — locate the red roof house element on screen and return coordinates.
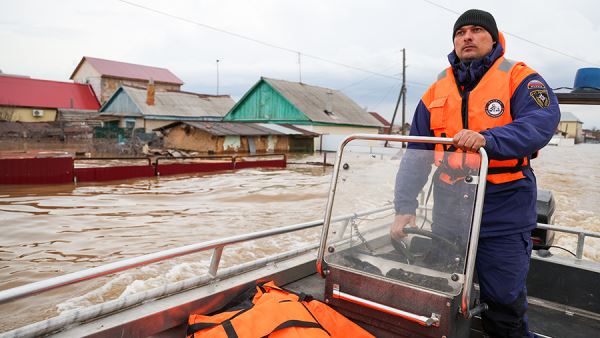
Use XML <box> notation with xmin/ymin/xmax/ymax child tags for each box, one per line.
<box><xmin>0</xmin><ymin>75</ymin><xmax>100</xmax><ymax>111</ymax></box>
<box><xmin>0</xmin><ymin>75</ymin><xmax>100</xmax><ymax>122</ymax></box>
<box><xmin>70</xmin><ymin>56</ymin><xmax>183</xmax><ymax>85</ymax></box>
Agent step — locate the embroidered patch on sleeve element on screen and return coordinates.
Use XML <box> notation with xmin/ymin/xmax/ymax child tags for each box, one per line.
<box><xmin>530</xmin><ymin>90</ymin><xmax>550</xmax><ymax>108</ymax></box>
<box><xmin>527</xmin><ymin>79</ymin><xmax>546</xmax><ymax>90</ymax></box>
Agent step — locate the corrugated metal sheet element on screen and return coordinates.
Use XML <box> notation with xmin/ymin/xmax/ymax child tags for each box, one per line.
<box><xmin>101</xmin><ymin>86</ymin><xmax>235</xmax><ymax>119</ymax></box>
<box><xmin>279</xmin><ymin>124</ymin><xmax>320</xmax><ymax>136</ymax></box>
<box><xmin>263</xmin><ymin>78</ymin><xmax>383</xmax><ymax>127</ymax></box>
<box><xmin>70</xmin><ymin>56</ymin><xmax>184</xmax><ymax>85</ymax></box>
<box><xmin>0</xmin><ymin>75</ymin><xmax>100</xmax><ymax>110</ymax></box>
<box><xmin>156</xmin><ymin>121</ymin><xmax>286</xmax><ymax>136</ymax></box>
<box><xmin>257</xmin><ymin>123</ymin><xmax>303</xmax><ymax>135</ymax></box>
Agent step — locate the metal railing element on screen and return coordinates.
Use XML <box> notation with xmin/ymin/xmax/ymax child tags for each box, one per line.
<box><xmin>537</xmin><ymin>223</ymin><xmax>600</xmax><ymax>259</ymax></box>
<box><xmin>0</xmin><ymin>206</ymin><xmax>385</xmax><ymax>305</ymax></box>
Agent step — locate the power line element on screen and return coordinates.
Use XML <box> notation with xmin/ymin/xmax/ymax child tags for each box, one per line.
<box><xmin>338</xmin><ymin>63</ymin><xmax>429</xmax><ymax>91</ymax></box>
<box><xmin>422</xmin><ymin>0</ymin><xmax>600</xmax><ymax>67</ymax></box>
<box><xmin>337</xmin><ymin>64</ymin><xmax>399</xmax><ymax>91</ymax></box>
<box><xmin>118</xmin><ymin>0</ymin><xmax>401</xmax><ymax>80</ymax></box>
<box><xmin>370</xmin><ymin>83</ymin><xmax>402</xmax><ymax>111</ymax></box>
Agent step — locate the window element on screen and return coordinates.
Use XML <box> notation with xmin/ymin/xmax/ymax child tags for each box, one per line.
<box><xmin>125</xmin><ymin>119</ymin><xmax>136</xmax><ymax>129</ymax></box>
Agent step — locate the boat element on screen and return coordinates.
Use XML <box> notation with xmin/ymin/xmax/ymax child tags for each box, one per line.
<box><xmin>1</xmin><ymin>111</ymin><xmax>600</xmax><ymax>336</ymax></box>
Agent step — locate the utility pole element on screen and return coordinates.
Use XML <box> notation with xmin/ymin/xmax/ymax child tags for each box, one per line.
<box><xmin>216</xmin><ymin>59</ymin><xmax>220</xmax><ymax>95</ymax></box>
<box><xmin>298</xmin><ymin>52</ymin><xmax>302</xmax><ymax>83</ymax></box>
<box><xmin>387</xmin><ymin>48</ymin><xmax>407</xmax><ymax>146</ymax></box>
<box><xmin>401</xmin><ymin>48</ymin><xmax>407</xmax><ymax>135</ymax></box>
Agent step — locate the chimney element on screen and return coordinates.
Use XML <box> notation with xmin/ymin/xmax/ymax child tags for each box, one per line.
<box><xmin>325</xmin><ymin>90</ymin><xmax>333</xmax><ymax>114</ymax></box>
<box><xmin>146</xmin><ymin>78</ymin><xmax>155</xmax><ymax>106</ymax></box>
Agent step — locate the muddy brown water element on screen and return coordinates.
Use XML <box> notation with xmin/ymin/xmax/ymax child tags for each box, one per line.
<box><xmin>0</xmin><ymin>146</ymin><xmax>599</xmax><ymax>332</ymax></box>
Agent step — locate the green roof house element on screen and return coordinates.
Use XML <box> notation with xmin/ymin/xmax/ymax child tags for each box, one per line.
<box><xmin>224</xmin><ymin>77</ymin><xmax>383</xmax><ymax>150</ymax></box>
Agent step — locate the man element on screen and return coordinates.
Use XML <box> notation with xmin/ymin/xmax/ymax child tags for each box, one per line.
<box><xmin>391</xmin><ymin>9</ymin><xmax>560</xmax><ymax>338</ymax></box>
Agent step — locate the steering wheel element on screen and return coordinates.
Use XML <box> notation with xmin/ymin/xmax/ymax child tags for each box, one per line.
<box><xmin>390</xmin><ymin>227</ymin><xmax>461</xmax><ymax>265</ymax></box>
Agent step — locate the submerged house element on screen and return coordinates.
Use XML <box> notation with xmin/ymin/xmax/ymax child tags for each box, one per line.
<box><xmin>558</xmin><ymin>111</ymin><xmax>584</xmax><ymax>143</ymax></box>
<box><xmin>99</xmin><ymin>85</ymin><xmax>235</xmax><ymax>132</ymax></box>
<box><xmin>154</xmin><ymin>121</ymin><xmax>318</xmax><ymax>154</ymax></box>
<box><xmin>70</xmin><ymin>56</ymin><xmax>184</xmax><ymax>104</ymax></box>
<box><xmin>0</xmin><ymin>75</ymin><xmax>100</xmax><ymax>123</ymax></box>
<box><xmin>223</xmin><ymin>77</ymin><xmax>383</xmax><ymax>150</ymax></box>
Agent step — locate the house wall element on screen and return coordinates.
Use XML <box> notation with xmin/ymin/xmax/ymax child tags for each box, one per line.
<box><xmin>307</xmin><ymin>125</ymin><xmax>379</xmax><ymax>135</ymax></box>
<box><xmin>163</xmin><ymin>125</ymin><xmax>219</xmax><ymax>153</ymax></box>
<box><xmin>162</xmin><ymin>125</ymin><xmax>290</xmax><ymax>153</ymax></box>
<box><xmin>0</xmin><ymin>106</ymin><xmax>57</xmax><ymax>122</ymax></box>
<box><xmin>559</xmin><ymin>121</ymin><xmax>584</xmax><ymax>143</ymax></box>
<box><xmin>71</xmin><ymin>61</ymin><xmax>102</xmax><ymax>103</ymax></box>
<box><xmin>100</xmin><ymin>79</ymin><xmax>180</xmax><ymax>105</ymax></box>
<box><xmin>298</xmin><ymin>124</ymin><xmax>379</xmax><ymax>151</ymax></box>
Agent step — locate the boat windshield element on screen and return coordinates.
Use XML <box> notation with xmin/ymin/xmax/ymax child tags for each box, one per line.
<box><xmin>323</xmin><ymin>138</ymin><xmax>482</xmax><ymax>296</ymax></box>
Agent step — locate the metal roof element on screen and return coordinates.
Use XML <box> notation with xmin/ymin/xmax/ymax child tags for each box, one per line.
<box><xmin>560</xmin><ymin>111</ymin><xmax>582</xmax><ymax>123</ymax></box>
<box><xmin>70</xmin><ymin>56</ymin><xmax>184</xmax><ymax>85</ymax></box>
<box><xmin>0</xmin><ymin>75</ymin><xmax>100</xmax><ymax>110</ymax></box>
<box><xmin>106</xmin><ymin>86</ymin><xmax>235</xmax><ymax>119</ymax></box>
<box><xmin>277</xmin><ymin>124</ymin><xmax>320</xmax><ymax>136</ymax></box>
<box><xmin>154</xmin><ymin>121</ymin><xmax>296</xmax><ymax>136</ymax></box>
<box><xmin>368</xmin><ymin>112</ymin><xmax>391</xmax><ymax>127</ymax></box>
<box><xmin>262</xmin><ymin>77</ymin><xmax>383</xmax><ymax>127</ymax></box>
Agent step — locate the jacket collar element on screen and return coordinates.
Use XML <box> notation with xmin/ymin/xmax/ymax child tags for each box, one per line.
<box><xmin>448</xmin><ymin>42</ymin><xmax>504</xmax><ymax>92</ymax></box>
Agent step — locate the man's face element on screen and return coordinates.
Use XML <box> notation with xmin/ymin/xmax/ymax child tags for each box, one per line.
<box><xmin>453</xmin><ymin>25</ymin><xmax>494</xmax><ymax>62</ymax></box>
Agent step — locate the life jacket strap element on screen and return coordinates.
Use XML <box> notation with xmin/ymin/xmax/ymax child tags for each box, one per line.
<box><xmin>223</xmin><ymin>320</ymin><xmax>238</xmax><ymax>338</ymax></box>
<box><xmin>487</xmin><ymin>158</ymin><xmax>529</xmax><ymax>174</ymax></box>
<box><xmin>186</xmin><ymin>306</ymin><xmax>252</xmax><ymax>337</ymax></box>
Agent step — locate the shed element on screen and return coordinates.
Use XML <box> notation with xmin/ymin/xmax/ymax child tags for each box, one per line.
<box><xmin>154</xmin><ymin>121</ymin><xmax>317</xmax><ymax>154</ymax></box>
<box><xmin>224</xmin><ymin>77</ymin><xmax>383</xmax><ymax>148</ymax></box>
<box><xmin>70</xmin><ymin>56</ymin><xmax>184</xmax><ymax>104</ymax></box>
<box><xmin>100</xmin><ymin>85</ymin><xmax>235</xmax><ymax>132</ymax></box>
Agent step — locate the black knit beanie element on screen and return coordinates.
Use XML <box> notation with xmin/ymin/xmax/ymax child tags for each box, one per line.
<box><xmin>453</xmin><ymin>9</ymin><xmax>498</xmax><ymax>42</ymax></box>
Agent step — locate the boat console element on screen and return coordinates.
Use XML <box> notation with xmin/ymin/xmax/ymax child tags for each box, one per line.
<box><xmin>317</xmin><ymin>135</ymin><xmax>488</xmax><ymax>337</ymax></box>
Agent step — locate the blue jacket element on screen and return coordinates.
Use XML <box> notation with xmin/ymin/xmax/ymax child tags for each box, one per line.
<box><xmin>394</xmin><ymin>43</ymin><xmax>561</xmax><ymax>237</ymax></box>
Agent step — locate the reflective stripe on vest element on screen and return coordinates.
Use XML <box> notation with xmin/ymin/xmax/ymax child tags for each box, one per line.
<box><xmin>423</xmin><ymin>56</ymin><xmax>536</xmax><ymax>184</ymax></box>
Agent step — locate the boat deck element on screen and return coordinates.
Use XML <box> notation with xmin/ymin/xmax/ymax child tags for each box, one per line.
<box><xmin>285</xmin><ymin>273</ymin><xmax>600</xmax><ymax>338</ymax></box>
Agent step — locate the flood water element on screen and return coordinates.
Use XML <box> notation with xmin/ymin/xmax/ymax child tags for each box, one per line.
<box><xmin>1</xmin><ymin>145</ymin><xmax>599</xmax><ymax>332</ymax></box>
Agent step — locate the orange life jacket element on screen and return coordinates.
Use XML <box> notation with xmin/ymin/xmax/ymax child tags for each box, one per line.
<box><xmin>187</xmin><ymin>281</ymin><xmax>374</xmax><ymax>338</ymax></box>
<box><xmin>422</xmin><ymin>34</ymin><xmax>537</xmax><ymax>184</ymax></box>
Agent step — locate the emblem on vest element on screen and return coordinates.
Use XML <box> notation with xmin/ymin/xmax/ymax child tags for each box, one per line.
<box><xmin>485</xmin><ymin>99</ymin><xmax>504</xmax><ymax>118</ymax></box>
<box><xmin>530</xmin><ymin>90</ymin><xmax>550</xmax><ymax>108</ymax></box>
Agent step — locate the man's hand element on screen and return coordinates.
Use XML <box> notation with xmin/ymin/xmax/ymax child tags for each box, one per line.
<box><xmin>453</xmin><ymin>129</ymin><xmax>486</xmax><ymax>152</ymax></box>
<box><xmin>390</xmin><ymin>214</ymin><xmax>416</xmax><ymax>240</ymax></box>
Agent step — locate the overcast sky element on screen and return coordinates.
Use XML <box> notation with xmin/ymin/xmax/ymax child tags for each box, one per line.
<box><xmin>2</xmin><ymin>0</ymin><xmax>600</xmax><ymax>128</ymax></box>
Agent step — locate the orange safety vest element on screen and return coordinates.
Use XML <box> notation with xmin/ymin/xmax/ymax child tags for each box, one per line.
<box><xmin>187</xmin><ymin>281</ymin><xmax>374</xmax><ymax>338</ymax></box>
<box><xmin>422</xmin><ymin>34</ymin><xmax>537</xmax><ymax>185</ymax></box>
